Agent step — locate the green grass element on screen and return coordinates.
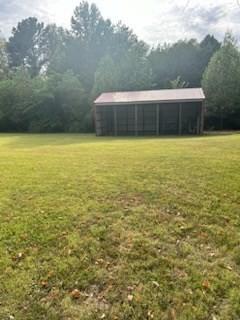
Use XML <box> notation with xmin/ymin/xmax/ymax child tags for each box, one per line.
<box><xmin>0</xmin><ymin>133</ymin><xmax>240</xmax><ymax>320</ymax></box>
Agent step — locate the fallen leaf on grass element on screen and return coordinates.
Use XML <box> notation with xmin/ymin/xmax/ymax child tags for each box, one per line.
<box><xmin>40</xmin><ymin>280</ymin><xmax>48</xmax><ymax>288</ymax></box>
<box><xmin>225</xmin><ymin>265</ymin><xmax>233</xmax><ymax>271</ymax></box>
<box><xmin>47</xmin><ymin>271</ymin><xmax>54</xmax><ymax>278</ymax></box>
<box><xmin>95</xmin><ymin>258</ymin><xmax>104</xmax><ymax>265</ymax></box>
<box><xmin>18</xmin><ymin>252</ymin><xmax>24</xmax><ymax>259</ymax></box>
<box><xmin>127</xmin><ymin>286</ymin><xmax>134</xmax><ymax>291</ymax></box>
<box><xmin>202</xmin><ymin>279</ymin><xmax>210</xmax><ymax>289</ymax></box>
<box><xmin>209</xmin><ymin>252</ymin><xmax>216</xmax><ymax>257</ymax></box>
<box><xmin>152</xmin><ymin>281</ymin><xmax>160</xmax><ymax>288</ymax></box>
<box><xmin>70</xmin><ymin>289</ymin><xmax>81</xmax><ymax>299</ymax></box>
<box><xmin>12</xmin><ymin>252</ymin><xmax>24</xmax><ymax>262</ymax></box>
<box><xmin>127</xmin><ymin>294</ymin><xmax>133</xmax><ymax>302</ymax></box>
<box><xmin>148</xmin><ymin>310</ymin><xmax>154</xmax><ymax>318</ymax></box>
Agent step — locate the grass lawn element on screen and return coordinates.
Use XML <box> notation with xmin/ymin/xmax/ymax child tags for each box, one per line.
<box><xmin>0</xmin><ymin>133</ymin><xmax>240</xmax><ymax>320</ymax></box>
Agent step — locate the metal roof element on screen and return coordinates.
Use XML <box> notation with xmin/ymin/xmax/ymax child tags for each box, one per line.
<box><xmin>94</xmin><ymin>88</ymin><xmax>205</xmax><ymax>106</ymax></box>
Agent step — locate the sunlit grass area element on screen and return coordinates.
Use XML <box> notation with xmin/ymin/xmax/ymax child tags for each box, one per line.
<box><xmin>0</xmin><ymin>133</ymin><xmax>240</xmax><ymax>319</ymax></box>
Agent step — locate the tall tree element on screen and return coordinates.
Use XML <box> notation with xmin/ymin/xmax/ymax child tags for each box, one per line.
<box><xmin>40</xmin><ymin>24</ymin><xmax>69</xmax><ymax>74</ymax></box>
<box><xmin>202</xmin><ymin>32</ymin><xmax>240</xmax><ymax>129</ymax></box>
<box><xmin>200</xmin><ymin>35</ymin><xmax>221</xmax><ymax>59</ymax></box>
<box><xmin>53</xmin><ymin>71</ymin><xmax>88</xmax><ymax>132</ymax></box>
<box><xmin>169</xmin><ymin>76</ymin><xmax>189</xmax><ymax>89</ymax></box>
<box><xmin>7</xmin><ymin>17</ymin><xmax>44</xmax><ymax>76</ymax></box>
<box><xmin>92</xmin><ymin>55</ymin><xmax>118</xmax><ymax>98</ymax></box>
<box><xmin>149</xmin><ymin>36</ymin><xmax>220</xmax><ymax>89</ymax></box>
<box><xmin>69</xmin><ymin>1</ymin><xmax>113</xmax><ymax>89</ymax></box>
<box><xmin>111</xmin><ymin>23</ymin><xmax>152</xmax><ymax>91</ymax></box>
<box><xmin>71</xmin><ymin>1</ymin><xmax>110</xmax><ymax>40</ymax></box>
<box><xmin>0</xmin><ymin>37</ymin><xmax>8</xmax><ymax>80</ymax></box>
<box><xmin>199</xmin><ymin>34</ymin><xmax>221</xmax><ymax>76</ymax></box>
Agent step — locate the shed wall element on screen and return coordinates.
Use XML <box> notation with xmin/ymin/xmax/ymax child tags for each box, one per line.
<box><xmin>95</xmin><ymin>102</ymin><xmax>203</xmax><ymax>136</ymax></box>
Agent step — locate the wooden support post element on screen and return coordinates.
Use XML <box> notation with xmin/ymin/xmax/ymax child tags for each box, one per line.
<box><xmin>200</xmin><ymin>102</ymin><xmax>204</xmax><ymax>135</ymax></box>
<box><xmin>114</xmin><ymin>106</ymin><xmax>118</xmax><ymax>136</ymax></box>
<box><xmin>178</xmin><ymin>103</ymin><xmax>182</xmax><ymax>135</ymax></box>
<box><xmin>160</xmin><ymin>105</ymin><xmax>164</xmax><ymax>134</ymax></box>
<box><xmin>135</xmin><ymin>104</ymin><xmax>138</xmax><ymax>136</ymax></box>
<box><xmin>196</xmin><ymin>103</ymin><xmax>201</xmax><ymax>135</ymax></box>
<box><xmin>95</xmin><ymin>106</ymin><xmax>101</xmax><ymax>136</ymax></box>
<box><xmin>156</xmin><ymin>104</ymin><xmax>159</xmax><ymax>136</ymax></box>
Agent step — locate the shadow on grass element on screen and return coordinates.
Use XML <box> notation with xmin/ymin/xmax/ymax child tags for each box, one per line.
<box><xmin>0</xmin><ymin>131</ymin><xmax>239</xmax><ymax>149</ymax></box>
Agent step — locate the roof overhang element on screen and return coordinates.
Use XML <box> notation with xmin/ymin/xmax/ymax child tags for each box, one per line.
<box><xmin>95</xmin><ymin>98</ymin><xmax>204</xmax><ymax>106</ymax></box>
<box><xmin>94</xmin><ymin>88</ymin><xmax>205</xmax><ymax>106</ymax></box>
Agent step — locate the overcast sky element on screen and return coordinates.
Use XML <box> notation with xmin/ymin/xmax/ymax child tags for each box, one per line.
<box><xmin>0</xmin><ymin>0</ymin><xmax>240</xmax><ymax>44</ymax></box>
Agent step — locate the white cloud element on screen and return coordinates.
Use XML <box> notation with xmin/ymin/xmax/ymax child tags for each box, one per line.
<box><xmin>0</xmin><ymin>0</ymin><xmax>240</xmax><ymax>44</ymax></box>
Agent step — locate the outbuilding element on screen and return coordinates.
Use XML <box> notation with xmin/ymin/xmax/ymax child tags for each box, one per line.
<box><xmin>94</xmin><ymin>88</ymin><xmax>205</xmax><ymax>136</ymax></box>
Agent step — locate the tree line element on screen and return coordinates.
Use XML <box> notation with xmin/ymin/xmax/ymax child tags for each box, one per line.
<box><xmin>0</xmin><ymin>1</ymin><xmax>239</xmax><ymax>132</ymax></box>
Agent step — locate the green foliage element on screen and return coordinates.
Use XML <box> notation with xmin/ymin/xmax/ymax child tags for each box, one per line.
<box><xmin>71</xmin><ymin>1</ymin><xmax>112</xmax><ymax>41</ymax></box>
<box><xmin>169</xmin><ymin>76</ymin><xmax>189</xmax><ymax>89</ymax></box>
<box><xmin>7</xmin><ymin>17</ymin><xmax>44</xmax><ymax>76</ymax></box>
<box><xmin>0</xmin><ymin>1</ymin><xmax>238</xmax><ymax>132</ymax></box>
<box><xmin>40</xmin><ymin>24</ymin><xmax>68</xmax><ymax>75</ymax></box>
<box><xmin>149</xmin><ymin>36</ymin><xmax>220</xmax><ymax>89</ymax></box>
<box><xmin>92</xmin><ymin>55</ymin><xmax>118</xmax><ymax>98</ymax></box>
<box><xmin>202</xmin><ymin>32</ymin><xmax>240</xmax><ymax>128</ymax></box>
<box><xmin>92</xmin><ymin>24</ymin><xmax>152</xmax><ymax>96</ymax></box>
<box><xmin>92</xmin><ymin>42</ymin><xmax>152</xmax><ymax>98</ymax></box>
<box><xmin>116</xmin><ymin>41</ymin><xmax>152</xmax><ymax>91</ymax></box>
<box><xmin>0</xmin><ymin>69</ymin><xmax>90</xmax><ymax>132</ymax></box>
<box><xmin>0</xmin><ymin>38</ymin><xmax>8</xmax><ymax>80</ymax></box>
<box><xmin>69</xmin><ymin>1</ymin><xmax>113</xmax><ymax>90</ymax></box>
<box><xmin>52</xmin><ymin>71</ymin><xmax>90</xmax><ymax>132</ymax></box>
<box><xmin>0</xmin><ymin>69</ymin><xmax>35</xmax><ymax>130</ymax></box>
<box><xmin>200</xmin><ymin>35</ymin><xmax>221</xmax><ymax>62</ymax></box>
